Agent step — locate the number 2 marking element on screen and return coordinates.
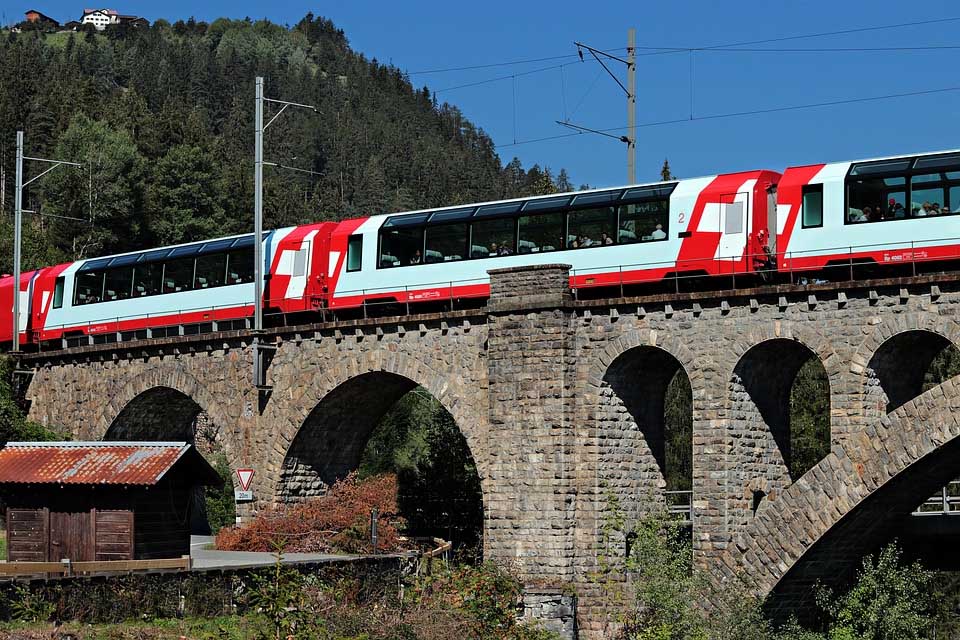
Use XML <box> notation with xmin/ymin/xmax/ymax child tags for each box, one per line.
<box><xmin>678</xmin><ymin>212</ymin><xmax>686</xmax><ymax>224</ymax></box>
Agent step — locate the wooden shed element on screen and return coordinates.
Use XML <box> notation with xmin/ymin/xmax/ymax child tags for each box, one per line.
<box><xmin>0</xmin><ymin>442</ymin><xmax>222</xmax><ymax>562</ymax></box>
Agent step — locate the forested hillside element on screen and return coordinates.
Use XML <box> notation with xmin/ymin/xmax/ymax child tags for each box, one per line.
<box><xmin>0</xmin><ymin>14</ymin><xmax>573</xmax><ymax>273</ymax></box>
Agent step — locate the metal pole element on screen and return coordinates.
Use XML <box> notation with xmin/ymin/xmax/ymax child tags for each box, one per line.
<box><xmin>254</xmin><ymin>77</ymin><xmax>264</xmax><ymax>334</ymax></box>
<box><xmin>627</xmin><ymin>28</ymin><xmax>636</xmax><ymax>184</ymax></box>
<box><xmin>13</xmin><ymin>131</ymin><xmax>23</xmax><ymax>353</ymax></box>
<box><xmin>252</xmin><ymin>77</ymin><xmax>264</xmax><ymax>386</ymax></box>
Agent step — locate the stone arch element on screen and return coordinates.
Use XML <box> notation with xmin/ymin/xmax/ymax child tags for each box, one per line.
<box><xmin>727</xmin><ymin>326</ymin><xmax>839</xmax><ymax>469</ymax></box>
<box><xmin>263</xmin><ymin>349</ymin><xmax>486</xmax><ymax>507</ymax></box>
<box><xmin>853</xmin><ymin>315</ymin><xmax>960</xmax><ymax>417</ymax></box>
<box><xmin>714</xmin><ymin>375</ymin><xmax>960</xmax><ymax>620</ymax></box>
<box><xmin>583</xmin><ymin>329</ymin><xmax>703</xmax><ymax>528</ymax></box>
<box><xmin>96</xmin><ymin>367</ymin><xmax>236</xmax><ymax>461</ymax></box>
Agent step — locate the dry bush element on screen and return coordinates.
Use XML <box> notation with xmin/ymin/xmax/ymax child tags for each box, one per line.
<box><xmin>216</xmin><ymin>472</ymin><xmax>406</xmax><ymax>554</ymax></box>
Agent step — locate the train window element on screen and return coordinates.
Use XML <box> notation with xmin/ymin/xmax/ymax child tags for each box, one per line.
<box><xmin>568</xmin><ymin>207</ymin><xmax>616</xmax><ymax>248</ymax></box>
<box><xmin>522</xmin><ymin>195</ymin><xmax>570</xmax><ymax>212</ymax></box>
<box><xmin>195</xmin><ymin>253</ymin><xmax>227</xmax><ymax>289</ymax></box>
<box><xmin>518</xmin><ymin>212</ymin><xmax>563</xmax><ymax>254</ymax></box>
<box><xmin>430</xmin><ymin>207</ymin><xmax>475</xmax><ymax>222</ymax></box>
<box><xmin>801</xmin><ymin>185</ymin><xmax>823</xmax><ymax>228</ymax></box>
<box><xmin>162</xmin><ymin>257</ymin><xmax>195</xmax><ymax>293</ymax></box>
<box><xmin>425</xmin><ymin>223</ymin><xmax>468</xmax><ymax>263</ymax></box>
<box><xmin>619</xmin><ymin>199</ymin><xmax>669</xmax><ymax>243</ymax></box>
<box><xmin>471</xmin><ymin>217</ymin><xmax>516</xmax><ymax>257</ymax></box>
<box><xmin>911</xmin><ymin>174</ymin><xmax>946</xmax><ymax>217</ymax></box>
<box><xmin>52</xmin><ymin>277</ymin><xmax>64</xmax><ymax>309</ymax></box>
<box><xmin>74</xmin><ymin>271</ymin><xmax>104</xmax><ymax>305</ymax></box>
<box><xmin>849</xmin><ymin>159</ymin><xmax>911</xmax><ymax>176</ymax></box>
<box><xmin>226</xmin><ymin>248</ymin><xmax>255</xmax><ymax>284</ymax></box>
<box><xmin>474</xmin><ymin>203</ymin><xmax>520</xmax><ymax>218</ymax></box>
<box><xmin>380</xmin><ymin>227</ymin><xmax>424</xmax><ymax>267</ymax></box>
<box><xmin>914</xmin><ymin>153</ymin><xmax>960</xmax><ymax>172</ymax></box>
<box><xmin>346</xmin><ymin>235</ymin><xmax>363</xmax><ymax>272</ymax></box>
<box><xmin>133</xmin><ymin>262</ymin><xmax>163</xmax><ymax>297</ymax></box>
<box><xmin>103</xmin><ymin>268</ymin><xmax>134</xmax><ymax>301</ymax></box>
<box><xmin>847</xmin><ymin>176</ymin><xmax>906</xmax><ymax>223</ymax></box>
<box><xmin>952</xmin><ymin>187</ymin><xmax>960</xmax><ymax>211</ymax></box>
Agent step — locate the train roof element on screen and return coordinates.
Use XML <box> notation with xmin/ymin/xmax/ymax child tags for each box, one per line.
<box><xmin>367</xmin><ymin>169</ymin><xmax>781</xmax><ymax>229</ymax></box>
<box><xmin>787</xmin><ymin>148</ymin><xmax>960</xmax><ymax>171</ymax></box>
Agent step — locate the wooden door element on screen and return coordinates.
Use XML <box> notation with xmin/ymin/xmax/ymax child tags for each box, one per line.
<box><xmin>49</xmin><ymin>510</ymin><xmax>93</xmax><ymax>562</ymax></box>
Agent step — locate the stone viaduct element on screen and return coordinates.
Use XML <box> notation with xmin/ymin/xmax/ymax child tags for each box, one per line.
<box><xmin>14</xmin><ymin>265</ymin><xmax>960</xmax><ymax>638</ymax></box>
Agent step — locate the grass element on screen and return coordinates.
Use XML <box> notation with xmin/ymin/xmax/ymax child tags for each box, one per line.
<box><xmin>0</xmin><ymin>530</ymin><xmax>6</xmax><ymax>561</ymax></box>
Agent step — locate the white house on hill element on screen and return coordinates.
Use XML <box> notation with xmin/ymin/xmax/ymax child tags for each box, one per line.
<box><xmin>81</xmin><ymin>8</ymin><xmax>118</xmax><ymax>29</ymax></box>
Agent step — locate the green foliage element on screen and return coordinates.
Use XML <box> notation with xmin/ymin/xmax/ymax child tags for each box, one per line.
<box><xmin>0</xmin><ymin>17</ymin><xmax>569</xmax><ymax>274</ymax></box>
<box><xmin>39</xmin><ymin>113</ymin><xmax>146</xmax><ymax>261</ymax></box>
<box><xmin>247</xmin><ymin>540</ymin><xmax>311</xmax><ymax>640</ymax></box>
<box><xmin>596</xmin><ymin>491</ymin><xmax>943</xmax><ymax>640</ymax></box>
<box><xmin>789</xmin><ymin>357</ymin><xmax>831</xmax><ymax>479</ymax></box>
<box><xmin>359</xmin><ymin>389</ymin><xmax>484</xmax><ymax>552</ymax></box>
<box><xmin>205</xmin><ymin>452</ymin><xmax>237</xmax><ymax>534</ymax></box>
<box><xmin>408</xmin><ymin>562</ymin><xmax>560</xmax><ymax>640</ymax></box>
<box><xmin>145</xmin><ymin>144</ymin><xmax>232</xmax><ymax>245</ymax></box>
<box><xmin>9</xmin><ymin>584</ymin><xmax>55</xmax><ymax>623</ymax></box>
<box><xmin>664</xmin><ymin>370</ymin><xmax>692</xmax><ymax>491</ymax></box>
<box><xmin>924</xmin><ymin>344</ymin><xmax>960</xmax><ymax>390</ymax></box>
<box><xmin>815</xmin><ymin>544</ymin><xmax>934</xmax><ymax>640</ymax></box>
<box><xmin>660</xmin><ymin>159</ymin><xmax>675</xmax><ymax>181</ymax></box>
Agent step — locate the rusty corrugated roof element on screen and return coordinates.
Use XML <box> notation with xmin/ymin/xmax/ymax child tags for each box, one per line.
<box><xmin>0</xmin><ymin>442</ymin><xmax>191</xmax><ymax>485</ymax></box>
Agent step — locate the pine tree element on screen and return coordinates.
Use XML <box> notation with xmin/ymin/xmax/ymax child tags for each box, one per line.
<box><xmin>660</xmin><ymin>158</ymin><xmax>675</xmax><ymax>181</ymax></box>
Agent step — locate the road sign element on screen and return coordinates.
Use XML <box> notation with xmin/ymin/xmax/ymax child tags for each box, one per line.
<box><xmin>236</xmin><ymin>468</ymin><xmax>255</xmax><ymax>491</ymax></box>
<box><xmin>234</xmin><ymin>490</ymin><xmax>254</xmax><ymax>502</ymax></box>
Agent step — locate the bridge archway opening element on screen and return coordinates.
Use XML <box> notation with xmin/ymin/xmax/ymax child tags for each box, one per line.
<box><xmin>767</xmin><ymin>426</ymin><xmax>960</xmax><ymax>621</ymax></box>
<box><xmin>104</xmin><ymin>386</ymin><xmax>231</xmax><ymax>535</ymax></box>
<box><xmin>279</xmin><ymin>372</ymin><xmax>484</xmax><ymax>554</ymax></box>
<box><xmin>733</xmin><ymin>339</ymin><xmax>831</xmax><ymax>481</ymax></box>
<box><xmin>106</xmin><ymin>386</ymin><xmax>202</xmax><ymax>442</ymax></box>
<box><xmin>867</xmin><ymin>330</ymin><xmax>957</xmax><ymax>413</ymax></box>
<box><xmin>602</xmin><ymin>346</ymin><xmax>692</xmax><ymax>497</ymax></box>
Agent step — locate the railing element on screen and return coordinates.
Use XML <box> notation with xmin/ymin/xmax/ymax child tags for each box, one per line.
<box><xmin>25</xmin><ymin>234</ymin><xmax>960</xmax><ymax>351</ymax></box>
<box><xmin>0</xmin><ymin>555</ymin><xmax>191</xmax><ymax>578</ymax></box>
<box><xmin>568</xmin><ymin>235</ymin><xmax>960</xmax><ymax>296</ymax></box>
<box><xmin>666</xmin><ymin>490</ymin><xmax>693</xmax><ymax>524</ymax></box>
<box><xmin>912</xmin><ymin>480</ymin><xmax>960</xmax><ymax>516</ymax></box>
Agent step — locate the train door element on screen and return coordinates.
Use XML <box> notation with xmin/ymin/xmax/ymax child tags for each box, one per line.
<box><xmin>289</xmin><ymin>238</ymin><xmax>312</xmax><ymax>311</ymax></box>
<box><xmin>716</xmin><ymin>191</ymin><xmax>750</xmax><ymax>265</ymax></box>
<box><xmin>766</xmin><ymin>186</ymin><xmax>778</xmax><ymax>256</ymax></box>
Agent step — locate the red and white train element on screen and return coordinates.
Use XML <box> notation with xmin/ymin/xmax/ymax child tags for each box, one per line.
<box><xmin>2</xmin><ymin>148</ymin><xmax>959</xmax><ymax>349</ymax></box>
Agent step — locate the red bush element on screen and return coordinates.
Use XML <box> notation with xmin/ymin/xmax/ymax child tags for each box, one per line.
<box><xmin>216</xmin><ymin>472</ymin><xmax>407</xmax><ymax>554</ymax></box>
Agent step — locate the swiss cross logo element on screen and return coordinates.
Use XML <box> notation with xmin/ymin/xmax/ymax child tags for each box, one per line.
<box><xmin>236</xmin><ymin>468</ymin><xmax>255</xmax><ymax>491</ymax></box>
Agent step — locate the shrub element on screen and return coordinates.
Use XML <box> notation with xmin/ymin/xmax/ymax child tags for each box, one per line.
<box><xmin>216</xmin><ymin>472</ymin><xmax>405</xmax><ymax>554</ymax></box>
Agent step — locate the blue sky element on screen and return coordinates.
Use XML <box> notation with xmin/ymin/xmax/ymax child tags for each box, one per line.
<box><xmin>8</xmin><ymin>1</ymin><xmax>960</xmax><ymax>188</ymax></box>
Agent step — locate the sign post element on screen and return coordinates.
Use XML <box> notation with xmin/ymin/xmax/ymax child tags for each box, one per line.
<box><xmin>235</xmin><ymin>468</ymin><xmax>255</xmax><ymax>502</ymax></box>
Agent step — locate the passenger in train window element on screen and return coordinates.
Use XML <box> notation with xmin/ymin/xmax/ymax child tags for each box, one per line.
<box><xmin>600</xmin><ymin>232</ymin><xmax>614</xmax><ymax>246</ymax></box>
<box><xmin>651</xmin><ymin>224</ymin><xmax>667</xmax><ymax>240</ymax></box>
<box><xmin>409</xmin><ymin>249</ymin><xmax>422</xmax><ymax>265</ymax></box>
<box><xmin>497</xmin><ymin>242</ymin><xmax>512</xmax><ymax>256</ymax></box>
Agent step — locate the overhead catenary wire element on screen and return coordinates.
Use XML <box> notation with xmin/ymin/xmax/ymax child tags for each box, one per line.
<box><xmin>407</xmin><ymin>16</ymin><xmax>960</xmax><ymax>77</ymax></box>
<box><xmin>494</xmin><ymin>84</ymin><xmax>960</xmax><ymax>148</ymax></box>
